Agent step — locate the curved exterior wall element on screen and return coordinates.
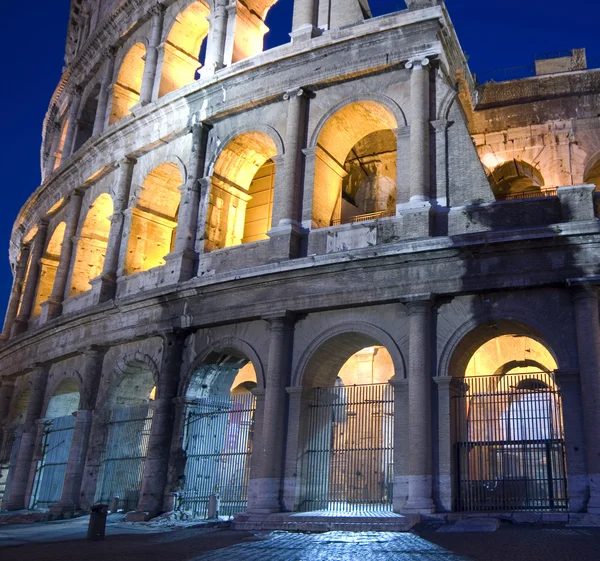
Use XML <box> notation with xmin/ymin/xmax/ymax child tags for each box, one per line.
<box><xmin>1</xmin><ymin>0</ymin><xmax>600</xmax><ymax>520</ymax></box>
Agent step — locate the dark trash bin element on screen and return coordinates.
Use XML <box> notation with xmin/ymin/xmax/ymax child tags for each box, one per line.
<box><xmin>88</xmin><ymin>504</ymin><xmax>108</xmax><ymax>541</ymax></box>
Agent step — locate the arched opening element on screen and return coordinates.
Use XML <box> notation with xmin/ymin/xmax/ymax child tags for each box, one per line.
<box><xmin>0</xmin><ymin>388</ymin><xmax>30</xmax><ymax>504</ymax></box>
<box><xmin>230</xmin><ymin>0</ymin><xmax>279</xmax><ymax>63</ymax></box>
<box><xmin>95</xmin><ymin>359</ymin><xmax>156</xmax><ymax>512</ymax></box>
<box><xmin>313</xmin><ymin>101</ymin><xmax>398</xmax><ymax>228</ymax></box>
<box><xmin>178</xmin><ymin>351</ymin><xmax>257</xmax><ymax>518</ymax></box>
<box><xmin>69</xmin><ymin>193</ymin><xmax>113</xmax><ymax>297</ymax></box>
<box><xmin>583</xmin><ymin>154</ymin><xmax>600</xmax><ymax>191</ymax></box>
<box><xmin>53</xmin><ymin>120</ymin><xmax>69</xmax><ymax>170</ymax></box>
<box><xmin>110</xmin><ymin>42</ymin><xmax>146</xmax><ymax>125</ymax></box>
<box><xmin>32</xmin><ymin>222</ymin><xmax>66</xmax><ymax>317</ymax></box>
<box><xmin>30</xmin><ymin>379</ymin><xmax>80</xmax><ymax>510</ymax></box>
<box><xmin>159</xmin><ymin>1</ymin><xmax>210</xmax><ymax>97</ymax></box>
<box><xmin>299</xmin><ymin>333</ymin><xmax>395</xmax><ymax>513</ymax></box>
<box><xmin>206</xmin><ymin>132</ymin><xmax>277</xmax><ymax>251</ymax></box>
<box><xmin>488</xmin><ymin>159</ymin><xmax>546</xmax><ymax>201</ymax></box>
<box><xmin>449</xmin><ymin>328</ymin><xmax>567</xmax><ymax>512</ymax></box>
<box><xmin>124</xmin><ymin>162</ymin><xmax>182</xmax><ymax>275</ymax></box>
<box><xmin>73</xmin><ymin>84</ymin><xmax>101</xmax><ymax>153</ymax></box>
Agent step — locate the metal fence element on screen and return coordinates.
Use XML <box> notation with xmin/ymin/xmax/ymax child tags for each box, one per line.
<box><xmin>454</xmin><ymin>372</ymin><xmax>568</xmax><ymax>512</ymax></box>
<box><xmin>94</xmin><ymin>405</ymin><xmax>153</xmax><ymax>512</ymax></box>
<box><xmin>300</xmin><ymin>383</ymin><xmax>394</xmax><ymax>513</ymax></box>
<box><xmin>0</xmin><ymin>425</ymin><xmax>18</xmax><ymax>503</ymax></box>
<box><xmin>30</xmin><ymin>415</ymin><xmax>76</xmax><ymax>510</ymax></box>
<box><xmin>178</xmin><ymin>393</ymin><xmax>255</xmax><ymax>518</ymax></box>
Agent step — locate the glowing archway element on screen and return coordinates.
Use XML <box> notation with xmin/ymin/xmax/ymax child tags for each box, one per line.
<box><xmin>32</xmin><ymin>222</ymin><xmax>66</xmax><ymax>316</ymax></box>
<box><xmin>110</xmin><ymin>42</ymin><xmax>146</xmax><ymax>124</ymax></box>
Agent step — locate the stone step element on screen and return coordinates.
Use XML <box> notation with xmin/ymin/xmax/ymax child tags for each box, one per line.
<box><xmin>233</xmin><ymin>512</ymin><xmax>420</xmax><ymax>532</ymax></box>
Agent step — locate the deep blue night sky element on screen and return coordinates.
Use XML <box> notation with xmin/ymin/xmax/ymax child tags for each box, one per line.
<box><xmin>0</xmin><ymin>0</ymin><xmax>598</xmax><ymax>318</ymax></box>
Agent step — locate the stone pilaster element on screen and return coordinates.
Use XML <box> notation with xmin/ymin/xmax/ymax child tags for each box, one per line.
<box><xmin>280</xmin><ymin>386</ymin><xmax>306</xmax><ymax>511</ymax></box>
<box><xmin>572</xmin><ymin>286</ymin><xmax>600</xmax><ymax>513</ymax></box>
<box><xmin>431</xmin><ymin>119</ymin><xmax>449</xmax><ymax>206</ymax></box>
<box><xmin>2</xmin><ymin>364</ymin><xmax>50</xmax><ymax>510</ymax></box>
<box><xmin>1</xmin><ymin>244</ymin><xmax>31</xmax><ymax>340</ymax></box>
<box><xmin>404</xmin><ymin>299</ymin><xmax>435</xmax><ymax>513</ymax></box>
<box><xmin>166</xmin><ymin>121</ymin><xmax>211</xmax><ymax>281</ymax></box>
<box><xmin>96</xmin><ymin>157</ymin><xmax>136</xmax><ymax>302</ymax></box>
<box><xmin>41</xmin><ymin>190</ymin><xmax>84</xmax><ymax>321</ymax></box>
<box><xmin>44</xmin><ymin>122</ymin><xmax>62</xmax><ymax>177</ymax></box>
<box><xmin>51</xmin><ymin>346</ymin><xmax>106</xmax><ymax>513</ymax></box>
<box><xmin>12</xmin><ymin>221</ymin><xmax>49</xmax><ymax>336</ymax></box>
<box><xmin>129</xmin><ymin>331</ymin><xmax>186</xmax><ymax>519</ymax></box>
<box><xmin>268</xmin><ymin>88</ymin><xmax>309</xmax><ymax>259</ymax></box>
<box><xmin>291</xmin><ymin>0</ymin><xmax>318</xmax><ymax>41</ymax></box>
<box><xmin>0</xmin><ymin>379</ymin><xmax>15</xmax><ymax>423</ymax></box>
<box><xmin>203</xmin><ymin>0</ymin><xmax>228</xmax><ymax>76</ymax></box>
<box><xmin>140</xmin><ymin>3</ymin><xmax>165</xmax><ymax>105</ymax></box>
<box><xmin>247</xmin><ymin>312</ymin><xmax>295</xmax><ymax>513</ymax></box>
<box><xmin>62</xmin><ymin>86</ymin><xmax>84</xmax><ymax>160</ymax></box>
<box><xmin>390</xmin><ymin>377</ymin><xmax>409</xmax><ymax>512</ymax></box>
<box><xmin>93</xmin><ymin>47</ymin><xmax>117</xmax><ymax>136</ymax></box>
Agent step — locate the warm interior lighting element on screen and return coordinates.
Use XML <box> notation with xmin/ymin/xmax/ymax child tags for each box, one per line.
<box><xmin>32</xmin><ymin>221</ymin><xmax>66</xmax><ymax>316</ymax></box>
<box><xmin>110</xmin><ymin>42</ymin><xmax>146</xmax><ymax>124</ymax></box>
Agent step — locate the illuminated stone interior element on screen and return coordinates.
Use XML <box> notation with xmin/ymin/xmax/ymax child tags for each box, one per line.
<box><xmin>584</xmin><ymin>155</ymin><xmax>600</xmax><ymax>190</ymax></box>
<box><xmin>159</xmin><ymin>1</ymin><xmax>210</xmax><ymax>97</ymax></box>
<box><xmin>487</xmin><ymin>159</ymin><xmax>545</xmax><ymax>199</ymax></box>
<box><xmin>45</xmin><ymin>379</ymin><xmax>80</xmax><ymax>419</ymax></box>
<box><xmin>69</xmin><ymin>193</ymin><xmax>113</xmax><ymax>296</ymax></box>
<box><xmin>231</xmin><ymin>0</ymin><xmax>279</xmax><ymax>63</ymax></box>
<box><xmin>110</xmin><ymin>42</ymin><xmax>146</xmax><ymax>124</ymax></box>
<box><xmin>206</xmin><ymin>132</ymin><xmax>277</xmax><ymax>251</ymax></box>
<box><xmin>32</xmin><ymin>221</ymin><xmax>66</xmax><ymax>316</ymax></box>
<box><xmin>337</xmin><ymin>346</ymin><xmax>394</xmax><ymax>385</ymax></box>
<box><xmin>124</xmin><ymin>162</ymin><xmax>182</xmax><ymax>275</ymax></box>
<box><xmin>313</xmin><ymin>101</ymin><xmax>398</xmax><ymax>227</ymax></box>
<box><xmin>241</xmin><ymin>159</ymin><xmax>275</xmax><ymax>244</ymax></box>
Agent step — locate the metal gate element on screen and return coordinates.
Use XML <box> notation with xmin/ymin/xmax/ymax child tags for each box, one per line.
<box><xmin>0</xmin><ymin>425</ymin><xmax>18</xmax><ymax>503</ymax></box>
<box><xmin>178</xmin><ymin>393</ymin><xmax>255</xmax><ymax>518</ymax></box>
<box><xmin>454</xmin><ymin>372</ymin><xmax>568</xmax><ymax>512</ymax></box>
<box><xmin>300</xmin><ymin>383</ymin><xmax>394</xmax><ymax>513</ymax></box>
<box><xmin>94</xmin><ymin>405</ymin><xmax>153</xmax><ymax>511</ymax></box>
<box><xmin>30</xmin><ymin>415</ymin><xmax>76</xmax><ymax>509</ymax></box>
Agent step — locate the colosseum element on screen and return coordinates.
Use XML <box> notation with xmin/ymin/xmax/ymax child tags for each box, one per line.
<box><xmin>0</xmin><ymin>0</ymin><xmax>599</xmax><ymax>529</ymax></box>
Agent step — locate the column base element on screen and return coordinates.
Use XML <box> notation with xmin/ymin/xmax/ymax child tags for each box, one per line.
<box><xmin>163</xmin><ymin>249</ymin><xmax>197</xmax><ymax>283</ymax></box>
<box><xmin>10</xmin><ymin>317</ymin><xmax>28</xmax><ymax>337</ymax></box>
<box><xmin>49</xmin><ymin>501</ymin><xmax>78</xmax><ymax>515</ymax></box>
<box><xmin>125</xmin><ymin>510</ymin><xmax>156</xmax><ymax>522</ymax></box>
<box><xmin>90</xmin><ymin>275</ymin><xmax>118</xmax><ymax>304</ymax></box>
<box><xmin>396</xmin><ymin>200</ymin><xmax>435</xmax><ymax>238</ymax></box>
<box><xmin>587</xmin><ymin>473</ymin><xmax>600</xmax><ymax>514</ymax></box>
<box><xmin>40</xmin><ymin>298</ymin><xmax>63</xmax><ymax>323</ymax></box>
<box><xmin>267</xmin><ymin>223</ymin><xmax>305</xmax><ymax>261</ymax></box>
<box><xmin>247</xmin><ymin>477</ymin><xmax>282</xmax><ymax>514</ymax></box>
<box><xmin>289</xmin><ymin>25</ymin><xmax>319</xmax><ymax>43</ymax></box>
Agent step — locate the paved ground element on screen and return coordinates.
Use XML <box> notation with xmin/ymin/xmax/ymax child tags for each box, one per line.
<box><xmin>1</xmin><ymin>517</ymin><xmax>600</xmax><ymax>560</ymax></box>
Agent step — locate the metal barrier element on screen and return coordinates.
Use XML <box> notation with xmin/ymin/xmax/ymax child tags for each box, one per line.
<box><xmin>0</xmin><ymin>425</ymin><xmax>17</xmax><ymax>503</ymax></box>
<box><xmin>94</xmin><ymin>405</ymin><xmax>153</xmax><ymax>512</ymax></box>
<box><xmin>178</xmin><ymin>393</ymin><xmax>255</xmax><ymax>518</ymax></box>
<box><xmin>331</xmin><ymin>210</ymin><xmax>395</xmax><ymax>226</ymax></box>
<box><xmin>300</xmin><ymin>383</ymin><xmax>394</xmax><ymax>513</ymax></box>
<box><xmin>454</xmin><ymin>372</ymin><xmax>568</xmax><ymax>512</ymax></box>
<box><xmin>496</xmin><ymin>189</ymin><xmax>558</xmax><ymax>201</ymax></box>
<box><xmin>30</xmin><ymin>415</ymin><xmax>76</xmax><ymax>509</ymax></box>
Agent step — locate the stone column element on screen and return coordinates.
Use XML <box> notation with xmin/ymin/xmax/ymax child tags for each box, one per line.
<box><xmin>406</xmin><ymin>57</ymin><xmax>431</xmax><ymax>203</ymax></box>
<box><xmin>431</xmin><ymin>120</ymin><xmax>449</xmax><ymax>206</ymax></box>
<box><xmin>572</xmin><ymin>286</ymin><xmax>600</xmax><ymax>513</ymax></box>
<box><xmin>268</xmin><ymin>88</ymin><xmax>309</xmax><ymax>259</ymax></box>
<box><xmin>51</xmin><ymin>347</ymin><xmax>106</xmax><ymax>513</ymax></box>
<box><xmin>291</xmin><ymin>0</ymin><xmax>318</xmax><ymax>41</ymax></box>
<box><xmin>92</xmin><ymin>47</ymin><xmax>117</xmax><ymax>136</ymax></box>
<box><xmin>2</xmin><ymin>364</ymin><xmax>50</xmax><ymax>510</ymax></box>
<box><xmin>404</xmin><ymin>299</ymin><xmax>435</xmax><ymax>513</ymax></box>
<box><xmin>44</xmin><ymin>122</ymin><xmax>62</xmax><ymax>177</ymax></box>
<box><xmin>390</xmin><ymin>377</ymin><xmax>409</xmax><ymax>512</ymax></box>
<box><xmin>247</xmin><ymin>312</ymin><xmax>295</xmax><ymax>513</ymax></box>
<box><xmin>41</xmin><ymin>190</ymin><xmax>84</xmax><ymax>321</ymax></box>
<box><xmin>166</xmin><ymin>121</ymin><xmax>211</xmax><ymax>281</ymax></box>
<box><xmin>0</xmin><ymin>380</ymin><xmax>15</xmax><ymax>423</ymax></box>
<box><xmin>140</xmin><ymin>4</ymin><xmax>165</xmax><ymax>105</ymax></box>
<box><xmin>1</xmin><ymin>244</ymin><xmax>31</xmax><ymax>340</ymax></box>
<box><xmin>202</xmin><ymin>0</ymin><xmax>228</xmax><ymax>76</ymax></box>
<box><xmin>62</xmin><ymin>86</ymin><xmax>84</xmax><ymax>160</ymax></box>
<box><xmin>96</xmin><ymin>157</ymin><xmax>136</xmax><ymax>302</ymax></box>
<box><xmin>12</xmin><ymin>221</ymin><xmax>49</xmax><ymax>336</ymax></box>
<box><xmin>130</xmin><ymin>331</ymin><xmax>186</xmax><ymax>519</ymax></box>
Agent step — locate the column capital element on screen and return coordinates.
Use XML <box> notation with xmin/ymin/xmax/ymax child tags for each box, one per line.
<box><xmin>263</xmin><ymin>310</ymin><xmax>296</xmax><ymax>330</ymax></box>
<box><xmin>0</xmin><ymin>377</ymin><xmax>16</xmax><ymax>389</ymax></box>
<box><xmin>149</xmin><ymin>2</ymin><xmax>166</xmax><ymax>17</ymax></box>
<box><xmin>569</xmin><ymin>281</ymin><xmax>600</xmax><ymax>301</ymax></box>
<box><xmin>431</xmin><ymin>119</ymin><xmax>450</xmax><ymax>132</ymax></box>
<box><xmin>118</xmin><ymin>156</ymin><xmax>137</xmax><ymax>168</ymax></box>
<box><xmin>283</xmin><ymin>87</ymin><xmax>311</xmax><ymax>101</ymax></box>
<box><xmin>71</xmin><ymin>84</ymin><xmax>84</xmax><ymax>98</ymax></box>
<box><xmin>32</xmin><ymin>360</ymin><xmax>53</xmax><ymax>372</ymax></box>
<box><xmin>37</xmin><ymin>218</ymin><xmax>50</xmax><ymax>232</ymax></box>
<box><xmin>252</xmin><ymin>387</ymin><xmax>267</xmax><ymax>399</ymax></box>
<box><xmin>405</xmin><ymin>57</ymin><xmax>430</xmax><ymax>70</ymax></box>
<box><xmin>404</xmin><ymin>296</ymin><xmax>435</xmax><ymax>312</ymax></box>
<box><xmin>285</xmin><ymin>386</ymin><xmax>304</xmax><ymax>396</ymax></box>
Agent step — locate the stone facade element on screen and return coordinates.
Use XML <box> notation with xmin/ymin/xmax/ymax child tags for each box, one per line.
<box><xmin>0</xmin><ymin>0</ymin><xmax>599</xmax><ymax>521</ymax></box>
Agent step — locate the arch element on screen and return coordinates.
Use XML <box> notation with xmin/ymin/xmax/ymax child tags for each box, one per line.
<box><xmin>124</xmin><ymin>162</ymin><xmax>182</xmax><ymax>275</ymax></box>
<box><xmin>44</xmin><ymin>378</ymin><xmax>80</xmax><ymax>419</ymax></box>
<box><xmin>32</xmin><ymin>221</ymin><xmax>66</xmax><ymax>316</ymax></box>
<box><xmin>205</xmin><ymin>130</ymin><xmax>279</xmax><ymax>251</ymax></box>
<box><xmin>69</xmin><ymin>193</ymin><xmax>113</xmax><ymax>296</ymax></box>
<box><xmin>293</xmin><ymin>322</ymin><xmax>406</xmax><ymax>388</ymax></box>
<box><xmin>73</xmin><ymin>83</ymin><xmax>101</xmax><ymax>152</ymax></box>
<box><xmin>583</xmin><ymin>151</ymin><xmax>600</xmax><ymax>191</ymax></box>
<box><xmin>182</xmin><ymin>336</ymin><xmax>266</xmax><ymax>394</ymax></box>
<box><xmin>159</xmin><ymin>1</ymin><xmax>210</xmax><ymax>97</ymax></box>
<box><xmin>487</xmin><ymin>159</ymin><xmax>545</xmax><ymax>200</ymax></box>
<box><xmin>110</xmin><ymin>41</ymin><xmax>146</xmax><ymax>124</ymax></box>
<box><xmin>439</xmin><ymin>314</ymin><xmax>567</xmax><ymax>381</ymax></box>
<box><xmin>310</xmin><ymin>99</ymin><xmax>400</xmax><ymax>228</ymax></box>
<box><xmin>105</xmin><ymin>352</ymin><xmax>159</xmax><ymax>409</ymax></box>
